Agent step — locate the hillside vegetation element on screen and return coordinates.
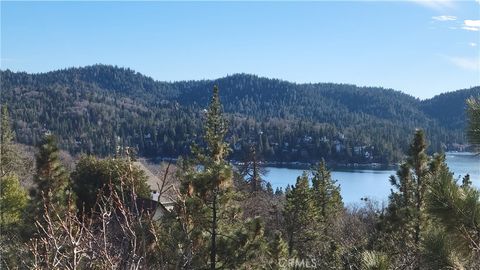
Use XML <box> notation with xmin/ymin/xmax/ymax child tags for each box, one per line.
<box><xmin>2</xmin><ymin>65</ymin><xmax>478</xmax><ymax>164</ymax></box>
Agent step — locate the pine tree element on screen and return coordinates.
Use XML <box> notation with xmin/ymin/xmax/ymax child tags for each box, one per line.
<box><xmin>310</xmin><ymin>160</ymin><xmax>343</xmax><ymax>267</ymax></box>
<box><xmin>284</xmin><ymin>172</ymin><xmax>320</xmax><ymax>258</ymax></box>
<box><xmin>201</xmin><ymin>85</ymin><xmax>231</xmax><ymax>270</ymax></box>
<box><xmin>311</xmin><ymin>159</ymin><xmax>343</xmax><ymax>226</ymax></box>
<box><xmin>0</xmin><ymin>174</ymin><xmax>28</xmax><ymax>229</ymax></box>
<box><xmin>265</xmin><ymin>182</ymin><xmax>274</xmax><ymax>195</ymax></box>
<box><xmin>461</xmin><ymin>174</ymin><xmax>472</xmax><ymax>188</ymax></box>
<box><xmin>239</xmin><ymin>144</ymin><xmax>269</xmax><ymax>192</ymax></box>
<box><xmin>426</xmin><ymin>153</ymin><xmax>480</xmax><ymax>264</ymax></box>
<box><xmin>267</xmin><ymin>231</ymin><xmax>289</xmax><ymax>268</ymax></box>
<box><xmin>31</xmin><ymin>134</ymin><xmax>71</xmax><ymax>218</ymax></box>
<box><xmin>384</xmin><ymin>130</ymin><xmax>441</xmax><ymax>266</ymax></box>
<box><xmin>177</xmin><ymin>86</ymin><xmax>267</xmax><ymax>269</ymax></box>
<box><xmin>407</xmin><ymin>129</ymin><xmax>430</xmax><ymax>247</ymax></box>
<box><xmin>420</xmin><ymin>227</ymin><xmax>463</xmax><ymax>269</ymax></box>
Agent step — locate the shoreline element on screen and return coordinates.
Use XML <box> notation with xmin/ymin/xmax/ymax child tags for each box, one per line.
<box><xmin>149</xmin><ymin>157</ymin><xmax>397</xmax><ymax>171</ymax></box>
<box><xmin>148</xmin><ymin>151</ymin><xmax>476</xmax><ymax>171</ymax></box>
<box><xmin>234</xmin><ymin>160</ymin><xmax>397</xmax><ymax>171</ymax></box>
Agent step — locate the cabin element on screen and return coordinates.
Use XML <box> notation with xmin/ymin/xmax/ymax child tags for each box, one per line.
<box><xmin>133</xmin><ymin>161</ymin><xmax>178</xmax><ymax>220</ymax></box>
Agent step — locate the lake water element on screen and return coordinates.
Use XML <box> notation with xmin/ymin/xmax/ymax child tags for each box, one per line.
<box><xmin>264</xmin><ymin>152</ymin><xmax>480</xmax><ymax>205</ymax></box>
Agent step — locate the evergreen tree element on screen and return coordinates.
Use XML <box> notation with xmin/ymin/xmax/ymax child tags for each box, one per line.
<box><xmin>31</xmin><ymin>134</ymin><xmax>71</xmax><ymax>218</ymax></box>
<box><xmin>425</xmin><ymin>97</ymin><xmax>480</xmax><ymax>263</ymax></box>
<box><xmin>0</xmin><ymin>174</ymin><xmax>28</xmax><ymax>229</ymax></box>
<box><xmin>177</xmin><ymin>86</ymin><xmax>267</xmax><ymax>269</ymax></box>
<box><xmin>71</xmin><ymin>155</ymin><xmax>151</xmax><ymax>214</ymax></box>
<box><xmin>384</xmin><ymin>130</ymin><xmax>445</xmax><ymax>266</ymax></box>
<box><xmin>461</xmin><ymin>174</ymin><xmax>472</xmax><ymax>188</ymax></box>
<box><xmin>310</xmin><ymin>160</ymin><xmax>343</xmax><ymax>267</ymax></box>
<box><xmin>267</xmin><ymin>231</ymin><xmax>289</xmax><ymax>268</ymax></box>
<box><xmin>265</xmin><ymin>182</ymin><xmax>274</xmax><ymax>195</ymax></box>
<box><xmin>239</xmin><ymin>144</ymin><xmax>267</xmax><ymax>192</ymax></box>
<box><xmin>407</xmin><ymin>129</ymin><xmax>430</xmax><ymax>247</ymax></box>
<box><xmin>426</xmin><ymin>153</ymin><xmax>480</xmax><ymax>265</ymax></box>
<box><xmin>311</xmin><ymin>159</ymin><xmax>343</xmax><ymax>226</ymax></box>
<box><xmin>201</xmin><ymin>85</ymin><xmax>231</xmax><ymax>269</ymax></box>
<box><xmin>420</xmin><ymin>227</ymin><xmax>463</xmax><ymax>269</ymax></box>
<box><xmin>284</xmin><ymin>172</ymin><xmax>320</xmax><ymax>258</ymax></box>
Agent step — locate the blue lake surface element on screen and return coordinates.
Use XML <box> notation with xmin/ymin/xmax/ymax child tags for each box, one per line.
<box><xmin>264</xmin><ymin>152</ymin><xmax>480</xmax><ymax>205</ymax></box>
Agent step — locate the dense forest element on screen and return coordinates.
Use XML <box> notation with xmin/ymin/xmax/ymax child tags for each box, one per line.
<box><xmin>1</xmin><ymin>65</ymin><xmax>478</xmax><ymax>164</ymax></box>
<box><xmin>1</xmin><ymin>88</ymin><xmax>480</xmax><ymax>269</ymax></box>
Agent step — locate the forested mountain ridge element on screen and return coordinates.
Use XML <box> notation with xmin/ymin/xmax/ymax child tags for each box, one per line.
<box><xmin>1</xmin><ymin>65</ymin><xmax>478</xmax><ymax>164</ymax></box>
<box><xmin>422</xmin><ymin>87</ymin><xmax>480</xmax><ymax>130</ymax></box>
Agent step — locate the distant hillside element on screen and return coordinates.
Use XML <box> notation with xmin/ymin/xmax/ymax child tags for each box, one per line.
<box><xmin>421</xmin><ymin>87</ymin><xmax>480</xmax><ymax>130</ymax></box>
<box><xmin>1</xmin><ymin>65</ymin><xmax>478</xmax><ymax>164</ymax></box>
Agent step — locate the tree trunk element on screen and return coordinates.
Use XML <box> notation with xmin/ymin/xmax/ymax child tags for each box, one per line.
<box><xmin>210</xmin><ymin>190</ymin><xmax>217</xmax><ymax>270</ymax></box>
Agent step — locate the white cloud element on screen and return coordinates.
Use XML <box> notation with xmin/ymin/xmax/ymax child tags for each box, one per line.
<box><xmin>445</xmin><ymin>56</ymin><xmax>480</xmax><ymax>71</ymax></box>
<box><xmin>469</xmin><ymin>42</ymin><xmax>478</xmax><ymax>47</ymax></box>
<box><xmin>461</xmin><ymin>20</ymin><xmax>480</xmax><ymax>31</ymax></box>
<box><xmin>465</xmin><ymin>20</ymin><xmax>480</xmax><ymax>27</ymax></box>
<box><xmin>411</xmin><ymin>0</ymin><xmax>455</xmax><ymax>10</ymax></box>
<box><xmin>463</xmin><ymin>26</ymin><xmax>479</xmax><ymax>31</ymax></box>
<box><xmin>432</xmin><ymin>15</ymin><xmax>457</xmax><ymax>21</ymax></box>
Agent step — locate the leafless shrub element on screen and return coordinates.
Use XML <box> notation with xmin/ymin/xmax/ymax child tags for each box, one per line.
<box><xmin>28</xmin><ymin>173</ymin><xmax>166</xmax><ymax>269</ymax></box>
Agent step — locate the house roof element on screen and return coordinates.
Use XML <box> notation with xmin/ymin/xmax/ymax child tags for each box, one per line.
<box><xmin>133</xmin><ymin>160</ymin><xmax>178</xmax><ymax>205</ymax></box>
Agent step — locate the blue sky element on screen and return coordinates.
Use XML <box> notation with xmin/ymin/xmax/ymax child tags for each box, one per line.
<box><xmin>1</xmin><ymin>1</ymin><xmax>479</xmax><ymax>99</ymax></box>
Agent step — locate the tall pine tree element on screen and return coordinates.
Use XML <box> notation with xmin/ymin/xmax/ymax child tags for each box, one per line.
<box><xmin>384</xmin><ymin>129</ymin><xmax>442</xmax><ymax>267</ymax></box>
<box><xmin>311</xmin><ymin>159</ymin><xmax>343</xmax><ymax>226</ymax></box>
<box><xmin>239</xmin><ymin>144</ymin><xmax>268</xmax><ymax>192</ymax></box>
<box><xmin>31</xmin><ymin>134</ymin><xmax>71</xmax><ymax>219</ymax></box>
<box><xmin>284</xmin><ymin>172</ymin><xmax>320</xmax><ymax>258</ymax></box>
<box><xmin>176</xmin><ymin>86</ymin><xmax>267</xmax><ymax>269</ymax></box>
<box><xmin>311</xmin><ymin>160</ymin><xmax>343</xmax><ymax>267</ymax></box>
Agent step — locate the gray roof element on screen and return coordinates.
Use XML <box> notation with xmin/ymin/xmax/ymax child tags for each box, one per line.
<box><xmin>133</xmin><ymin>161</ymin><xmax>177</xmax><ymax>204</ymax></box>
